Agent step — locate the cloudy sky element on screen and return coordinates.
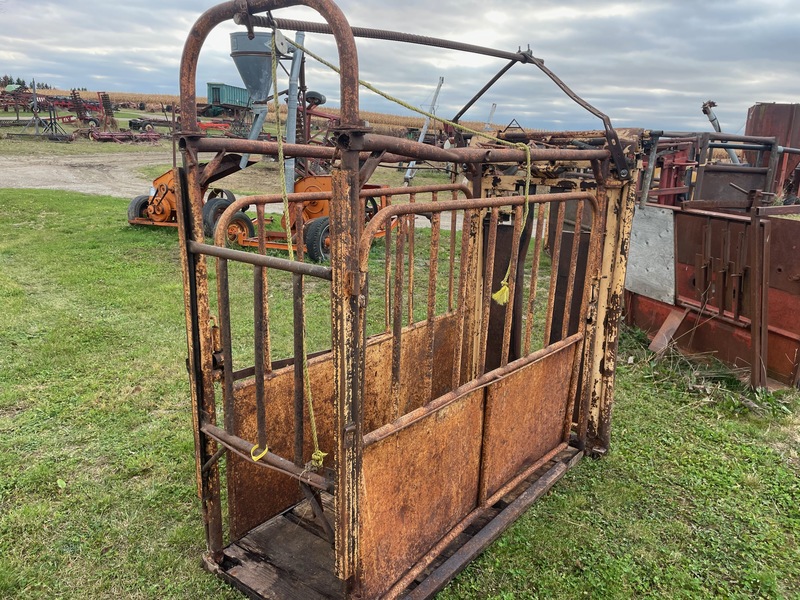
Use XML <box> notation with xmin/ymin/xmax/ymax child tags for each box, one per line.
<box><xmin>2</xmin><ymin>0</ymin><xmax>798</xmax><ymax>132</ymax></box>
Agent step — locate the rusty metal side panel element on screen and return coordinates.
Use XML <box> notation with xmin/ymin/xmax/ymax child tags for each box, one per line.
<box><xmin>746</xmin><ymin>103</ymin><xmax>800</xmax><ymax>188</ymax></box>
<box><xmin>228</xmin><ymin>355</ymin><xmax>337</xmax><ymax>540</ymax></box>
<box><xmin>228</xmin><ymin>313</ymin><xmax>461</xmax><ymax>539</ymax></box>
<box><xmin>431</xmin><ymin>312</ymin><xmax>459</xmax><ymax>399</ymax></box>
<box><xmin>480</xmin><ymin>340</ymin><xmax>577</xmax><ymax>501</ymax></box>
<box><xmin>362</xmin><ymin>334</ymin><xmax>393</xmax><ymax>435</ymax></box>
<box><xmin>695</xmin><ymin>169</ymin><xmax>769</xmax><ymax>202</ymax></box>
<box><xmin>767</xmin><ymin>218</ymin><xmax>800</xmax><ymax>300</ymax></box>
<box><xmin>399</xmin><ymin>322</ymin><xmax>438</xmax><ymax>414</ymax></box>
<box><xmin>674</xmin><ymin>213</ymin><xmax>751</xmax><ymax>316</ymax></box>
<box><xmin>359</xmin><ymin>389</ymin><xmax>484</xmax><ymax>600</ymax></box>
<box><xmin>627</xmin><ymin>293</ymin><xmax>800</xmax><ymax>385</ymax></box>
<box><xmin>362</xmin><ymin>313</ymin><xmax>459</xmax><ymax>434</ymax></box>
<box><xmin>400</xmin><ymin>313</ymin><xmax>459</xmax><ymax>414</ymax></box>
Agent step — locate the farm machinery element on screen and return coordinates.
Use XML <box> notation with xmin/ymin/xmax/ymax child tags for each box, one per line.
<box><xmin>128</xmin><ymin>28</ymin><xmax>387</xmax><ymax>261</ymax></box>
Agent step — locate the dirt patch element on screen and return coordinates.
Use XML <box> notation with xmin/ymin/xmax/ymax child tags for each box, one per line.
<box><xmin>0</xmin><ymin>149</ymin><xmax>289</xmax><ymax>203</ymax></box>
<box><xmin>771</xmin><ymin>411</ymin><xmax>800</xmax><ymax>472</ymax></box>
<box><xmin>0</xmin><ymin>151</ymin><xmax>176</xmax><ymax>198</ymax></box>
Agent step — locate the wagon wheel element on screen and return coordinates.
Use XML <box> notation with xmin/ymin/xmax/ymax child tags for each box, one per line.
<box><xmin>127</xmin><ymin>194</ymin><xmax>150</xmax><ymax>223</ymax></box>
<box><xmin>202</xmin><ymin>197</ymin><xmax>254</xmax><ymax>243</ymax></box>
<box><xmin>364</xmin><ymin>196</ymin><xmax>379</xmax><ymax>222</ymax></box>
<box><xmin>224</xmin><ymin>211</ymin><xmax>255</xmax><ymax>245</ymax></box>
<box><xmin>305</xmin><ymin>216</ymin><xmax>331</xmax><ymax>263</ymax></box>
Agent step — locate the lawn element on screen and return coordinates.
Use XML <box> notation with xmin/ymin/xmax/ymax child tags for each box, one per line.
<box><xmin>0</xmin><ymin>188</ymin><xmax>798</xmax><ymax>599</ymax></box>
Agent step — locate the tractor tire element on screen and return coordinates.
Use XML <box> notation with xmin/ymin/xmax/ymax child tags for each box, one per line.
<box><xmin>208</xmin><ymin>188</ymin><xmax>243</xmax><ymax>211</ymax></box>
<box><xmin>203</xmin><ymin>197</ymin><xmax>254</xmax><ymax>243</ymax></box>
<box><xmin>87</xmin><ymin>118</ymin><xmax>99</xmax><ymax>128</ymax></box>
<box><xmin>127</xmin><ymin>195</ymin><xmax>151</xmax><ymax>222</ymax></box>
<box><xmin>305</xmin><ymin>216</ymin><xmax>331</xmax><ymax>263</ymax></box>
<box><xmin>202</xmin><ymin>197</ymin><xmax>232</xmax><ymax>237</ymax></box>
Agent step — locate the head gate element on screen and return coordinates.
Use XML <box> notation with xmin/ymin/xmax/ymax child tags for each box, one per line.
<box><xmin>174</xmin><ymin>1</ymin><xmax>643</xmax><ymax>598</ymax></box>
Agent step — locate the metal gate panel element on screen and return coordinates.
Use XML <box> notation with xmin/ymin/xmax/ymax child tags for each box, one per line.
<box><xmin>359</xmin><ymin>389</ymin><xmax>484</xmax><ymax>599</ymax></box>
<box><xmin>228</xmin><ymin>354</ymin><xmax>338</xmax><ymax>540</ymax></box>
<box><xmin>480</xmin><ymin>337</ymin><xmax>578</xmax><ymax>501</ymax></box>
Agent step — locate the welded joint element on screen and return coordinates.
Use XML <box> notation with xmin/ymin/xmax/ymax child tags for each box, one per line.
<box><xmin>234</xmin><ymin>0</ymin><xmax>255</xmax><ymax>39</ymax></box>
<box><xmin>335</xmin><ymin>130</ymin><xmax>370</xmax><ymax>150</ymax></box>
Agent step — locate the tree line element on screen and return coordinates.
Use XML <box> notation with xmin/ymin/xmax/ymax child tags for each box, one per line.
<box><xmin>0</xmin><ymin>75</ymin><xmax>58</xmax><ymax>89</ymax></box>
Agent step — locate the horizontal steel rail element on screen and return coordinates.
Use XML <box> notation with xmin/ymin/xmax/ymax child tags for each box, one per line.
<box><xmin>189</xmin><ymin>240</ymin><xmax>333</xmax><ymax>280</ymax></box>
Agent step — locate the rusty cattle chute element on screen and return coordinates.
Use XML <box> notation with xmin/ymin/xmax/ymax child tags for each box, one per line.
<box><xmin>174</xmin><ymin>1</ymin><xmax>642</xmax><ymax>598</ymax></box>
<box><xmin>626</xmin><ymin>129</ymin><xmax>800</xmax><ymax>389</ymax></box>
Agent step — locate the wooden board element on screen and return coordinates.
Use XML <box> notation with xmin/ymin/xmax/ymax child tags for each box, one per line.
<box><xmin>215</xmin><ymin>507</ymin><xmax>341</xmax><ymax>600</ymax></box>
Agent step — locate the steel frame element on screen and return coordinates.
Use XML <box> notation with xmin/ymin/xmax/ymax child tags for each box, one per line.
<box><xmin>174</xmin><ymin>1</ymin><xmax>641</xmax><ymax>597</ymax></box>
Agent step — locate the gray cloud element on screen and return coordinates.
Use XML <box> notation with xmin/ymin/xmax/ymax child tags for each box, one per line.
<box><xmin>2</xmin><ymin>0</ymin><xmax>798</xmax><ymax>133</ymax></box>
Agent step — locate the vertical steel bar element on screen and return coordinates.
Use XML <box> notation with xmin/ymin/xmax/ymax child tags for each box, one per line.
<box><xmin>425</xmin><ymin>212</ymin><xmax>441</xmax><ymax>401</ymax></box>
<box><xmin>500</xmin><ymin>205</ymin><xmax>524</xmax><ymax>366</ymax></box>
<box><xmin>577</xmin><ymin>160</ymin><xmax>607</xmax><ymax>450</ymax></box>
<box><xmin>176</xmin><ymin>153</ymin><xmax>223</xmax><ymax>559</ymax></box>
<box><xmin>721</xmin><ymin>225</ymin><xmax>730</xmax><ymax>316</ymax></box>
<box><xmin>253</xmin><ymin>265</ymin><xmax>268</xmax><ymax>453</ymax></box>
<box><xmin>217</xmin><ymin>259</ymin><xmax>235</xmax><ymax>432</ymax></box>
<box><xmin>330</xmin><ymin>155</ymin><xmax>363</xmax><ymax>596</ymax></box>
<box><xmin>702</xmin><ymin>218</ymin><xmax>712</xmax><ymax>305</ymax></box>
<box><xmin>524</xmin><ymin>202</ymin><xmax>547</xmax><ymax>354</ymax></box>
<box><xmin>561</xmin><ymin>200</ymin><xmax>584</xmax><ymax>339</ymax></box>
<box><xmin>452</xmin><ymin>210</ymin><xmax>476</xmax><ymax>387</ymax></box>
<box><xmin>561</xmin><ymin>197</ymin><xmax>601</xmax><ymax>445</ymax></box>
<box><xmin>750</xmin><ymin>216</ymin><xmax>761</xmax><ymax>388</ymax></box>
<box><xmin>760</xmin><ymin>219</ymin><xmax>771</xmax><ymax>387</ymax></box>
<box><xmin>593</xmin><ymin>178</ymin><xmax>639</xmax><ymax>450</ymax></box>
<box><xmin>255</xmin><ymin>204</ymin><xmax>272</xmax><ymax>374</ymax></box>
<box><xmin>734</xmin><ymin>230</ymin><xmax>746</xmax><ymax>320</ymax></box>
<box><xmin>257</xmin><ymin>203</ymin><xmax>267</xmax><ymax>253</ymax></box>
<box><xmin>408</xmin><ymin>193</ymin><xmax>416</xmax><ymax>325</ymax></box>
<box><xmin>543</xmin><ymin>201</ymin><xmax>566</xmax><ymax>345</ymax></box>
<box><xmin>295</xmin><ymin>201</ymin><xmax>306</xmax><ymax>262</ymax></box>
<box><xmin>479</xmin><ymin>207</ymin><xmax>500</xmax><ymax>374</ymax></box>
<box><xmin>292</xmin><ymin>273</ymin><xmax>305</xmax><ymax>466</ymax></box>
<box><xmin>427</xmin><ymin>214</ymin><xmax>441</xmax><ymax>322</ymax></box>
<box><xmin>384</xmin><ymin>213</ymin><xmax>392</xmax><ymax>332</ymax></box>
<box><xmin>448</xmin><ymin>209</ymin><xmax>457</xmax><ymax>312</ymax></box>
<box><xmin>391</xmin><ymin>219</ymin><xmax>405</xmax><ymax>418</ymax></box>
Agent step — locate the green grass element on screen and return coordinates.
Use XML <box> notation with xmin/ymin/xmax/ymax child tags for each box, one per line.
<box><xmin>1</xmin><ymin>189</ymin><xmax>798</xmax><ymax>598</ymax></box>
<box><xmin>0</xmin><ymin>189</ymin><xmax>238</xmax><ymax>598</ymax></box>
<box><xmin>0</xmin><ymin>136</ymin><xmax>170</xmax><ymax>156</ymax></box>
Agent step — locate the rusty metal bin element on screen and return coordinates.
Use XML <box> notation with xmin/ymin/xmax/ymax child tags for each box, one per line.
<box><xmin>173</xmin><ymin>2</ymin><xmax>642</xmax><ymax>598</ymax></box>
